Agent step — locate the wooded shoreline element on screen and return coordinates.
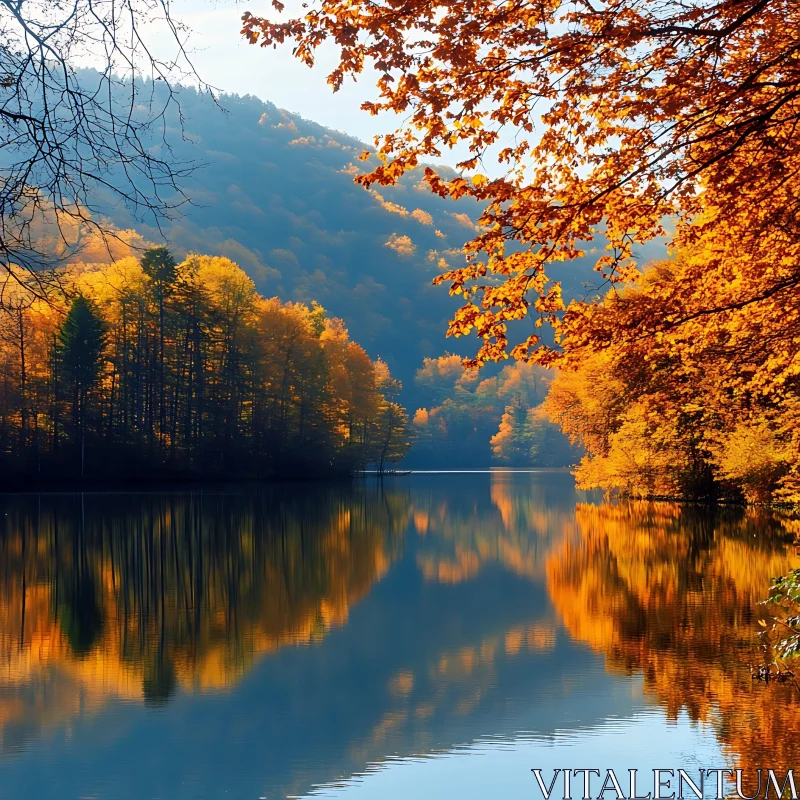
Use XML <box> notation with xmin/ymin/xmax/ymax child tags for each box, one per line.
<box><xmin>0</xmin><ymin>248</ymin><xmax>411</xmax><ymax>484</ymax></box>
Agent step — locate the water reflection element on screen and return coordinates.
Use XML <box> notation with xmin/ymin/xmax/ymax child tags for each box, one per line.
<box><xmin>412</xmin><ymin>475</ymin><xmax>581</xmax><ymax>582</ymax></box>
<box><xmin>546</xmin><ymin>501</ymin><xmax>800</xmax><ymax>777</ymax></box>
<box><xmin>0</xmin><ymin>474</ymin><xmax>797</xmax><ymax>799</ymax></box>
<box><xmin>0</xmin><ymin>487</ymin><xmax>408</xmax><ymax>750</ymax></box>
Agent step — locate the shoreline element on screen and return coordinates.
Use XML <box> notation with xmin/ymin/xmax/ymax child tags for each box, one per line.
<box><xmin>599</xmin><ymin>492</ymin><xmax>800</xmax><ymax>510</ymax></box>
<box><xmin>0</xmin><ymin>465</ymin><xmax>579</xmax><ymax>493</ymax></box>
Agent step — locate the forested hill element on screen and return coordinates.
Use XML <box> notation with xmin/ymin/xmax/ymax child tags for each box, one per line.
<box><xmin>95</xmin><ymin>77</ymin><xmax>613</xmax><ymax>399</ymax></box>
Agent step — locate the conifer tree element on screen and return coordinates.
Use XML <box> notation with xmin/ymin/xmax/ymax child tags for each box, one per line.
<box><xmin>57</xmin><ymin>296</ymin><xmax>108</xmax><ymax>476</ymax></box>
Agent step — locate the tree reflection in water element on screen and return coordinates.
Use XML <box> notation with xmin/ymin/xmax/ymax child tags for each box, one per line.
<box><xmin>0</xmin><ymin>486</ymin><xmax>410</xmax><ymax>738</ymax></box>
<box><xmin>546</xmin><ymin>501</ymin><xmax>800</xmax><ymax>780</ymax></box>
<box><xmin>1</xmin><ymin>476</ymin><xmax>799</xmax><ymax>796</ymax></box>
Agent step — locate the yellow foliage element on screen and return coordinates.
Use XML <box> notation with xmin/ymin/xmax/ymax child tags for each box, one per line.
<box><xmin>545</xmin><ymin>241</ymin><xmax>800</xmax><ymax>503</ymax></box>
<box><xmin>241</xmin><ymin>0</ymin><xmax>800</xmax><ymax>382</ymax></box>
<box><xmin>709</xmin><ymin>422</ymin><xmax>790</xmax><ymax>504</ymax></box>
<box><xmin>0</xmin><ymin>248</ymin><xmax>410</xmax><ymax>478</ymax></box>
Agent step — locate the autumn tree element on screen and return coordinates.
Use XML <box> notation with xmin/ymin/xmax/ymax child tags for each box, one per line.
<box><xmin>412</xmin><ymin>356</ymin><xmax>574</xmax><ymax>467</ymax></box>
<box><xmin>0</xmin><ymin>273</ymin><xmax>39</xmax><ymax>448</ymax></box>
<box><xmin>372</xmin><ymin>360</ymin><xmax>411</xmax><ymax>471</ymax></box>
<box><xmin>241</xmin><ymin>0</ymin><xmax>800</xmax><ymax>368</ymax></box>
<box><xmin>0</xmin><ymin>245</ymin><xmax>411</xmax><ymax>481</ymax></box>
<box><xmin>543</xmin><ymin>244</ymin><xmax>800</xmax><ymax>502</ymax></box>
<box><xmin>141</xmin><ymin>246</ymin><xmax>178</xmax><ymax>452</ymax></box>
<box><xmin>491</xmin><ymin>401</ymin><xmax>548</xmax><ymax>465</ymax></box>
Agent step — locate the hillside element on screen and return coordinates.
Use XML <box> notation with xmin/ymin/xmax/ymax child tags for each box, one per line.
<box><xmin>64</xmin><ymin>75</ymin><xmax>671</xmax><ymax>468</ymax></box>
<box><xmin>94</xmin><ymin>78</ymin><xmax>617</xmax><ymax>403</ymax></box>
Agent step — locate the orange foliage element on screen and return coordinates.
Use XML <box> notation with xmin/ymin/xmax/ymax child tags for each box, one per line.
<box><xmin>241</xmin><ymin>0</ymin><xmax>800</xmax><ymax>369</ymax></box>
<box><xmin>413</xmin><ymin>355</ymin><xmax>571</xmax><ymax>466</ymax></box>
<box><xmin>545</xmin><ymin>246</ymin><xmax>800</xmax><ymax>502</ymax></box>
<box><xmin>0</xmin><ymin>250</ymin><xmax>410</xmax><ymax>479</ymax></box>
<box><xmin>546</xmin><ymin>501</ymin><xmax>800</xmax><ymax>772</ymax></box>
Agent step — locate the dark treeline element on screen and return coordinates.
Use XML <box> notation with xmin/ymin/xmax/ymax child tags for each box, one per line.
<box><xmin>0</xmin><ymin>245</ymin><xmax>410</xmax><ymax>482</ymax></box>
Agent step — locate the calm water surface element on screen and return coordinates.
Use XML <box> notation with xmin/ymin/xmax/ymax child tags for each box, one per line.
<box><xmin>0</xmin><ymin>471</ymin><xmax>798</xmax><ymax>799</ymax></box>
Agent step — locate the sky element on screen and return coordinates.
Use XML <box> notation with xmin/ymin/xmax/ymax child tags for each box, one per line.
<box><xmin>139</xmin><ymin>0</ymin><xmax>496</xmax><ymax>171</ymax></box>
<box><xmin>147</xmin><ymin>0</ymin><xmax>387</xmax><ymax>145</ymax></box>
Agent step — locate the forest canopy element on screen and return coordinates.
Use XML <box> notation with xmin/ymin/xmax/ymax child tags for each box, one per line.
<box><xmin>0</xmin><ymin>243</ymin><xmax>410</xmax><ymax>482</ymax></box>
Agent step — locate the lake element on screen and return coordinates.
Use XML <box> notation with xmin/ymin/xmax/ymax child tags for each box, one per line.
<box><xmin>0</xmin><ymin>471</ymin><xmax>798</xmax><ymax>799</ymax></box>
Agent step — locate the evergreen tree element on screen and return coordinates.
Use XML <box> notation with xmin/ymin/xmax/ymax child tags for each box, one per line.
<box><xmin>141</xmin><ymin>246</ymin><xmax>178</xmax><ymax>289</ymax></box>
<box><xmin>57</xmin><ymin>296</ymin><xmax>107</xmax><ymax>475</ymax></box>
